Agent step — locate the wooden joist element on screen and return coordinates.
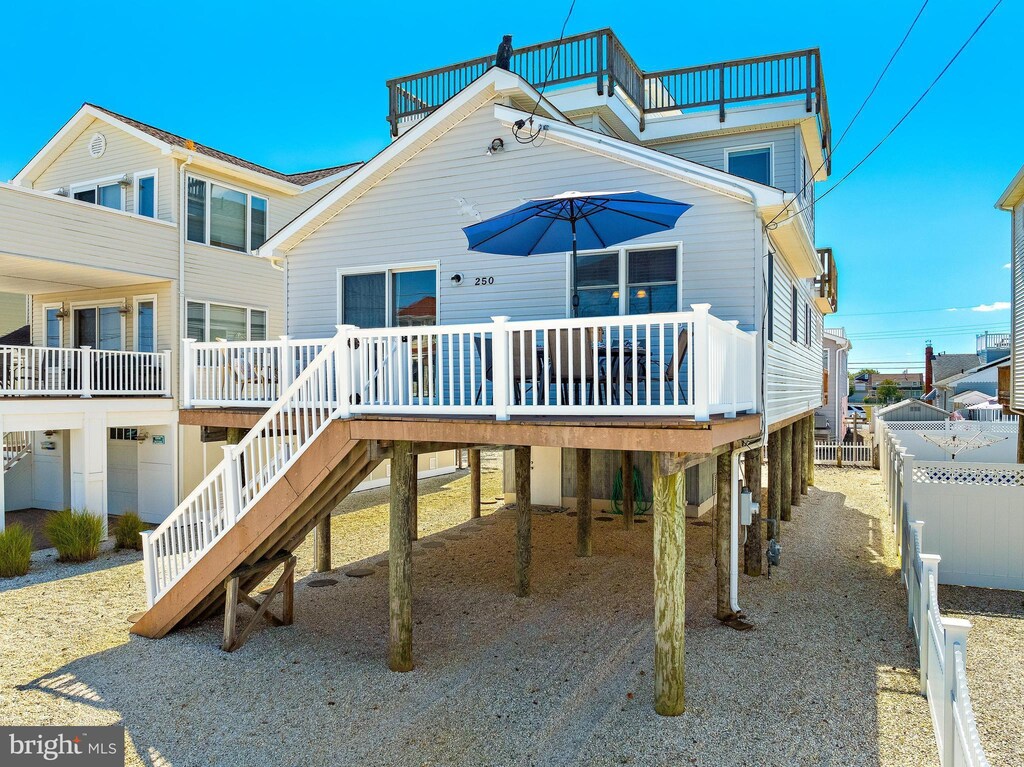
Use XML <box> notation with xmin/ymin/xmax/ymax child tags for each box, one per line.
<box><xmin>222</xmin><ymin>553</ymin><xmax>295</xmax><ymax>653</ymax></box>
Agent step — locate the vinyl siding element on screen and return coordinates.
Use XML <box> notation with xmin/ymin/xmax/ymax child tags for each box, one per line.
<box><xmin>656</xmin><ymin>127</ymin><xmax>799</xmax><ymax>193</ymax></box>
<box><xmin>765</xmin><ymin>238</ymin><xmax>824</xmax><ymax>426</ymax></box>
<box><xmin>1013</xmin><ymin>201</ymin><xmax>1024</xmax><ymax>410</ymax></box>
<box><xmin>0</xmin><ymin>293</ymin><xmax>28</xmax><ymax>333</ymax></box>
<box><xmin>285</xmin><ymin>104</ymin><xmax>759</xmax><ymax>338</ymax></box>
<box><xmin>31</xmin><ymin>119</ymin><xmax>176</xmax><ymax>222</ymax></box>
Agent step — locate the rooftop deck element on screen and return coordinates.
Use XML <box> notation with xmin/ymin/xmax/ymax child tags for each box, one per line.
<box><xmin>386</xmin><ymin>28</ymin><xmax>830</xmax><ymax>168</ymax></box>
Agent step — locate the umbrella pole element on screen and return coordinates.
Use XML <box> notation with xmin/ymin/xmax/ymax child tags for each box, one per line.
<box><xmin>570</xmin><ymin>217</ymin><xmax>579</xmax><ymax>318</ymax></box>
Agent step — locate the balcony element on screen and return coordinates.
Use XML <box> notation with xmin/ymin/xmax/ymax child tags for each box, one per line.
<box><xmin>0</xmin><ymin>346</ymin><xmax>171</xmax><ymax>398</ymax></box>
<box><xmin>386</xmin><ymin>28</ymin><xmax>830</xmax><ymax>166</ymax></box>
<box><xmin>814</xmin><ymin>247</ymin><xmax>837</xmax><ymax>314</ymax></box>
<box><xmin>183</xmin><ymin>306</ymin><xmax>757</xmax><ymax>422</ymax></box>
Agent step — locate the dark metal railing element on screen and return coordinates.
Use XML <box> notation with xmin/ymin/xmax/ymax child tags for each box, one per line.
<box><xmin>816</xmin><ymin>247</ymin><xmax>837</xmax><ymax>313</ymax></box>
<box><xmin>385</xmin><ymin>29</ymin><xmax>831</xmax><ymax>166</ymax></box>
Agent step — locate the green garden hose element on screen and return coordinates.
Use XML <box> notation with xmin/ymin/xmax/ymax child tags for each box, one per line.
<box><xmin>611</xmin><ymin>466</ymin><xmax>653</xmax><ymax>515</ymax></box>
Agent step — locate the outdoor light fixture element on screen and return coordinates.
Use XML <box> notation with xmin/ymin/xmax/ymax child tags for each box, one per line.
<box><xmin>54</xmin><ymin>303</ymin><xmax>69</xmax><ymax>319</ymax></box>
<box><xmin>118</xmin><ymin>301</ymin><xmax>132</xmax><ymax>317</ymax></box>
<box><xmin>486</xmin><ymin>137</ymin><xmax>505</xmax><ymax>155</ymax></box>
<box><xmin>450</xmin><ymin>273</ymin><xmax>464</xmax><ymax>285</ymax></box>
<box><xmin>55</xmin><ymin>187</ymin><xmax>68</xmax><ymax>197</ymax></box>
<box><xmin>118</xmin><ymin>173</ymin><xmax>132</xmax><ymax>188</ymax></box>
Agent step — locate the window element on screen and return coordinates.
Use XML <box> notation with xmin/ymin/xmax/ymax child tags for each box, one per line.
<box><xmin>805</xmin><ymin>303</ymin><xmax>812</xmax><ymax>346</ymax></box>
<box><xmin>726</xmin><ymin>146</ymin><xmax>772</xmax><ymax>186</ymax></box>
<box><xmin>791</xmin><ymin>286</ymin><xmax>799</xmax><ymax>342</ymax></box>
<box><xmin>573</xmin><ymin>246</ymin><xmax>678</xmax><ymax>318</ymax></box>
<box><xmin>135</xmin><ymin>299</ymin><xmax>155</xmax><ymax>352</ymax></box>
<box><xmin>72</xmin><ymin>181</ymin><xmax>123</xmax><ymax>210</ymax></box>
<box><xmin>109</xmin><ymin>428</ymin><xmax>140</xmax><ymax>441</ymax></box>
<box><xmin>186</xmin><ymin>301</ymin><xmax>268</xmax><ymax>342</ymax></box>
<box><xmin>186</xmin><ymin>175</ymin><xmax>268</xmax><ymax>253</ymax></box>
<box><xmin>339</xmin><ymin>267</ymin><xmax>437</xmax><ymax>328</ymax></box>
<box><xmin>135</xmin><ymin>172</ymin><xmax>156</xmax><ymax>218</ymax></box>
<box><xmin>73</xmin><ymin>306</ymin><xmax>122</xmax><ymax>350</ymax></box>
<box><xmin>45</xmin><ymin>306</ymin><xmax>62</xmax><ymax>348</ymax></box>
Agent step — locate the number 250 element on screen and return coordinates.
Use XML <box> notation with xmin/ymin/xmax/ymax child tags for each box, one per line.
<box><xmin>474</xmin><ymin>276</ymin><xmax>495</xmax><ymax>286</ymax></box>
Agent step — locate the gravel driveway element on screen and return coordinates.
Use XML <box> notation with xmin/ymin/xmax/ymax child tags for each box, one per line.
<box><xmin>0</xmin><ymin>455</ymin><xmax>940</xmax><ymax>766</ymax></box>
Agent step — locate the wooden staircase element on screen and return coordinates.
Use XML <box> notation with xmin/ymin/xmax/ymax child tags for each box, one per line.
<box><xmin>132</xmin><ymin>421</ymin><xmax>378</xmax><ymax>638</ymax></box>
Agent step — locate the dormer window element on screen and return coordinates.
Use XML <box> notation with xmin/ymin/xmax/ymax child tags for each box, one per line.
<box><xmin>726</xmin><ymin>145</ymin><xmax>772</xmax><ymax>186</ymax></box>
<box><xmin>186</xmin><ymin>175</ymin><xmax>268</xmax><ymax>253</ymax></box>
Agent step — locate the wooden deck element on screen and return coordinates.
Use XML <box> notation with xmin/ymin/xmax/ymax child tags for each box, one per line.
<box><xmin>179</xmin><ymin>408</ymin><xmax>761</xmax><ymax>454</ymax></box>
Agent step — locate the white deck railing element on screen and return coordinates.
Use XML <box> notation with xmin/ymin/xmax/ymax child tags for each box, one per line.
<box><xmin>813</xmin><ymin>442</ymin><xmax>873</xmax><ymax>466</ymax></box>
<box><xmin>182</xmin><ymin>305</ymin><xmax>757</xmax><ymax>421</ymax></box>
<box><xmin>0</xmin><ymin>346</ymin><xmax>171</xmax><ymax>398</ymax></box>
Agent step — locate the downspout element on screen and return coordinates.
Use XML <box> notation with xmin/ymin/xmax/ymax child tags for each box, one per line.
<box><xmin>730</xmin><ymin>441</ymin><xmax>761</xmax><ymax>614</ymax></box>
<box><xmin>178</xmin><ymin>155</ymin><xmax>194</xmax><ymax>344</ymax></box>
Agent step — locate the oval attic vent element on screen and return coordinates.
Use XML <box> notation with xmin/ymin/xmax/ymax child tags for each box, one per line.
<box><xmin>88</xmin><ymin>132</ymin><xmax>106</xmax><ymax>158</ymax></box>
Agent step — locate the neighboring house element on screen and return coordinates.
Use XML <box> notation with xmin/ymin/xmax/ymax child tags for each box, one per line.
<box><xmin>815</xmin><ymin>328</ymin><xmax>850</xmax><ymax>442</ymax></box>
<box><xmin>874</xmin><ymin>398</ymin><xmax>949</xmax><ymax>423</ymax></box>
<box><xmin>866</xmin><ymin>373</ymin><xmax>923</xmax><ymax>402</ymax></box>
<box><xmin>930</xmin><ymin>356</ymin><xmax>1008</xmax><ymax>412</ymax></box>
<box><xmin>0</xmin><ymin>104</ymin><xmax>365</xmax><ymax>526</ymax></box>
<box><xmin>133</xmin><ymin>33</ymin><xmax>837</xmax><ymax>654</ymax></box>
<box><xmin>996</xmin><ymin>165</ymin><xmax>1024</xmax><ymax>421</ymax></box>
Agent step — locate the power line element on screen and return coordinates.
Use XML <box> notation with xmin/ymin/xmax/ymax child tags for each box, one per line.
<box><xmin>765</xmin><ymin>0</ymin><xmax>930</xmax><ymax>228</ymax></box>
<box><xmin>772</xmin><ymin>0</ymin><xmax>1004</xmax><ymax>226</ymax></box>
<box><xmin>513</xmin><ymin>0</ymin><xmax>578</xmax><ymax>143</ymax></box>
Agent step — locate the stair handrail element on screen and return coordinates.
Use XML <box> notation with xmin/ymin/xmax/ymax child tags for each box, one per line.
<box><xmin>141</xmin><ymin>327</ymin><xmax>353</xmax><ymax>606</ymax></box>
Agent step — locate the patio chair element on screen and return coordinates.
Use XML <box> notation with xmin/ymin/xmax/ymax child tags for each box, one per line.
<box><xmin>660</xmin><ymin>328</ymin><xmax>690</xmax><ymax>405</ymax></box>
<box><xmin>544</xmin><ymin>327</ymin><xmax>597</xmax><ymax>405</ymax></box>
<box><xmin>473</xmin><ymin>335</ymin><xmax>535</xmax><ymax>405</ymax></box>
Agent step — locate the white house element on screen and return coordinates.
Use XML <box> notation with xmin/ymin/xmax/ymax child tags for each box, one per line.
<box><xmin>997</xmin><ymin>165</ymin><xmax>1024</xmax><ymax>420</ymax></box>
<box><xmin>815</xmin><ymin>328</ymin><xmax>850</xmax><ymax>442</ymax></box>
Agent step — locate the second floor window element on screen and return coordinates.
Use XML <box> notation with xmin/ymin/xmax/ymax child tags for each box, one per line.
<box><xmin>73</xmin><ymin>181</ymin><xmax>122</xmax><ymax>210</ymax></box>
<box><xmin>726</xmin><ymin>146</ymin><xmax>772</xmax><ymax>186</ymax></box>
<box><xmin>186</xmin><ymin>176</ymin><xmax>268</xmax><ymax>253</ymax></box>
<box><xmin>575</xmin><ymin>247</ymin><xmax>679</xmax><ymax>318</ymax></box>
<box><xmin>186</xmin><ymin>301</ymin><xmax>267</xmax><ymax>342</ymax></box>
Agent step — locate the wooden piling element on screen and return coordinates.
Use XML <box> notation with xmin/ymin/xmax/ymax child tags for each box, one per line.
<box><xmin>768</xmin><ymin>431</ymin><xmax>782</xmax><ymax>541</ymax></box>
<box><xmin>469</xmin><ymin>448</ymin><xmax>481</xmax><ymax>519</ymax></box>
<box><xmin>514</xmin><ymin>446</ymin><xmax>532</xmax><ymax>597</ymax></box>
<box><xmin>409</xmin><ymin>457</ymin><xmax>419</xmax><ymax>541</ymax></box>
<box><xmin>805</xmin><ymin>416</ymin><xmax>815</xmax><ymax>486</ymax></box>
<box><xmin>781</xmin><ymin>425</ymin><xmax>793</xmax><ymax>522</ymax></box>
<box><xmin>653</xmin><ymin>453</ymin><xmax>686</xmax><ymax>716</ymax></box>
<box><xmin>389</xmin><ymin>441</ymin><xmax>414</xmax><ymax>672</ymax></box>
<box><xmin>715</xmin><ymin>451</ymin><xmax>732</xmax><ymax>619</ymax></box>
<box><xmin>792</xmin><ymin>419</ymin><xmax>804</xmax><ymax>504</ymax></box>
<box><xmin>576</xmin><ymin>448</ymin><xmax>592</xmax><ymax>558</ymax></box>
<box><xmin>313</xmin><ymin>515</ymin><xmax>331</xmax><ymax>573</ymax></box>
<box><xmin>743</xmin><ymin>447</ymin><xmax>763</xmax><ymax>576</ymax></box>
<box><xmin>621</xmin><ymin>451</ymin><xmax>635</xmax><ymax>529</ymax></box>
<box><xmin>1018</xmin><ymin>420</ymin><xmax>1024</xmax><ymax>464</ymax></box>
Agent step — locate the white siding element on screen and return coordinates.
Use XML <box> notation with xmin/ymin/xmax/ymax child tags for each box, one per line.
<box><xmin>285</xmin><ymin>104</ymin><xmax>759</xmax><ymax>338</ymax></box>
<box><xmin>31</xmin><ymin>119</ymin><xmax>176</xmax><ymax>222</ymax></box>
<box><xmin>1013</xmin><ymin>201</ymin><xmax>1024</xmax><ymax>410</ymax></box>
<box><xmin>656</xmin><ymin>127</ymin><xmax>799</xmax><ymax>193</ymax></box>
<box><xmin>765</xmin><ymin>239</ymin><xmax>824</xmax><ymax>425</ymax></box>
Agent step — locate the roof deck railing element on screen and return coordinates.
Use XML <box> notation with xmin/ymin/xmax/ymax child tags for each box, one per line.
<box><xmin>385</xmin><ymin>29</ymin><xmax>830</xmax><ymax>168</ymax></box>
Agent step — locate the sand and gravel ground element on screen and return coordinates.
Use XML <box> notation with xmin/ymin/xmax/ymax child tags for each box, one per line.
<box><xmin>0</xmin><ymin>455</ymin><xmax>947</xmax><ymax>766</ymax></box>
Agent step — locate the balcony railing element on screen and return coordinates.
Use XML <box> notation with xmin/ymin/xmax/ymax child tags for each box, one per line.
<box><xmin>815</xmin><ymin>247</ymin><xmax>837</xmax><ymax>314</ymax></box>
<box><xmin>0</xmin><ymin>346</ymin><xmax>171</xmax><ymax>398</ymax></box>
<box><xmin>182</xmin><ymin>306</ymin><xmax>758</xmax><ymax>421</ymax></box>
<box><xmin>385</xmin><ymin>28</ymin><xmax>831</xmax><ymax>168</ymax></box>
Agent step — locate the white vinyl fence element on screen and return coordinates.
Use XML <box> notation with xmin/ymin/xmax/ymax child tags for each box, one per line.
<box><xmin>813</xmin><ymin>442</ymin><xmax>873</xmax><ymax>466</ymax></box>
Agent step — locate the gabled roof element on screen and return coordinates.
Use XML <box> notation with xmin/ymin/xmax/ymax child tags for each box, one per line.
<box><xmin>13</xmin><ymin>104</ymin><xmax>361</xmax><ymax>194</ymax></box>
<box><xmin>932</xmin><ymin>354</ymin><xmax>1008</xmax><ymax>388</ymax></box>
<box><xmin>931</xmin><ymin>353</ymin><xmax>982</xmax><ymax>385</ymax></box>
<box><xmin>996</xmin><ymin>163</ymin><xmax>1024</xmax><ymax>210</ymax></box>
<box><xmin>258</xmin><ymin>67</ymin><xmax>790</xmax><ymax>258</ymax></box>
<box><xmin>876</xmin><ymin>398</ymin><xmax>949</xmax><ymax>417</ymax></box>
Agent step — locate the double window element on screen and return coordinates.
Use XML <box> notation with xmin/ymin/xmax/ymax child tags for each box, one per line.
<box><xmin>186</xmin><ymin>301</ymin><xmax>267</xmax><ymax>342</ymax></box>
<box><xmin>186</xmin><ymin>176</ymin><xmax>268</xmax><ymax>253</ymax></box>
<box><xmin>574</xmin><ymin>247</ymin><xmax>678</xmax><ymax>318</ymax></box>
<box><xmin>340</xmin><ymin>267</ymin><xmax>437</xmax><ymax>328</ymax></box>
<box><xmin>726</xmin><ymin>145</ymin><xmax>772</xmax><ymax>187</ymax></box>
<box><xmin>73</xmin><ymin>305</ymin><xmax>123</xmax><ymax>350</ymax></box>
<box><xmin>72</xmin><ymin>181</ymin><xmax>123</xmax><ymax>210</ymax></box>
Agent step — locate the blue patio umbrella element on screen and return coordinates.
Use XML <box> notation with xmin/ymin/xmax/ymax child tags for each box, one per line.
<box><xmin>463</xmin><ymin>191</ymin><xmax>692</xmax><ymax>316</ymax></box>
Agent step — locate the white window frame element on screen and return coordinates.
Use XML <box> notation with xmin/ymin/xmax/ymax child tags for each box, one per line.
<box><xmin>69</xmin><ymin>173</ymin><xmax>126</xmax><ymax>211</ymax></box>
<box><xmin>133</xmin><ymin>169</ymin><xmax>158</xmax><ymax>218</ymax></box>
<box><xmin>186</xmin><ymin>173</ymin><xmax>270</xmax><ymax>254</ymax></box>
<box><xmin>336</xmin><ymin>262</ymin><xmax>440</xmax><ymax>328</ymax></box>
<box><xmin>186</xmin><ymin>299</ymin><xmax>269</xmax><ymax>342</ymax></box>
<box><xmin>69</xmin><ymin>299</ymin><xmax>126</xmax><ymax>351</ymax></box>
<box><xmin>42</xmin><ymin>302</ymin><xmax>64</xmax><ymax>348</ymax></box>
<box><xmin>564</xmin><ymin>242</ymin><xmax>683</xmax><ymax>317</ymax></box>
<box><xmin>132</xmin><ymin>294</ymin><xmax>158</xmax><ymax>352</ymax></box>
<box><xmin>724</xmin><ymin>143</ymin><xmax>774</xmax><ymax>187</ymax></box>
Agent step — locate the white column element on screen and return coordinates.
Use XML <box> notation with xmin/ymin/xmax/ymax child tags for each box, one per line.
<box><xmin>70</xmin><ymin>414</ymin><xmax>108</xmax><ymax>535</ymax></box>
<box><xmin>491</xmin><ymin>316</ymin><xmax>510</xmax><ymax>421</ymax></box>
<box><xmin>941</xmin><ymin>617</ymin><xmax>972</xmax><ymax>766</ymax></box>
<box><xmin>691</xmin><ymin>303</ymin><xmax>711</xmax><ymax>422</ymax></box>
<box><xmin>919</xmin><ymin>553</ymin><xmax>941</xmax><ymax>696</ymax></box>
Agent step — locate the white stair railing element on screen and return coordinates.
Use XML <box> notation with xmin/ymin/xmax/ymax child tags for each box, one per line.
<box><xmin>141</xmin><ymin>328</ymin><xmax>351</xmax><ymax>607</ymax></box>
<box><xmin>3</xmin><ymin>431</ymin><xmax>32</xmax><ymax>471</ymax></box>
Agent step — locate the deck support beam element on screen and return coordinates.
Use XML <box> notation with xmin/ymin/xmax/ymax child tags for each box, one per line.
<box><xmin>781</xmin><ymin>425</ymin><xmax>793</xmax><ymax>522</ymax></box>
<box><xmin>743</xmin><ymin>446</ymin><xmax>763</xmax><ymax>576</ymax></box>
<box><xmin>313</xmin><ymin>515</ymin><xmax>331</xmax><ymax>573</ymax></box>
<box><xmin>389</xmin><ymin>441</ymin><xmax>414</xmax><ymax>672</ymax></box>
<box><xmin>767</xmin><ymin>431</ymin><xmax>782</xmax><ymax>541</ymax></box>
<box><xmin>576</xmin><ymin>448</ymin><xmax>592</xmax><ymax>557</ymax></box>
<box><xmin>653</xmin><ymin>452</ymin><xmax>686</xmax><ymax>716</ymax></box>
<box><xmin>469</xmin><ymin>448</ymin><xmax>481</xmax><ymax>519</ymax></box>
<box><xmin>621</xmin><ymin>450</ymin><xmax>635</xmax><ymax>529</ymax></box>
<box><xmin>792</xmin><ymin>420</ymin><xmax>804</xmax><ymax>505</ymax></box>
<box><xmin>514</xmin><ymin>446</ymin><xmax>532</xmax><ymax>597</ymax></box>
<box><xmin>222</xmin><ymin>553</ymin><xmax>295</xmax><ymax>653</ymax></box>
<box><xmin>715</xmin><ymin>451</ymin><xmax>732</xmax><ymax>620</ymax></box>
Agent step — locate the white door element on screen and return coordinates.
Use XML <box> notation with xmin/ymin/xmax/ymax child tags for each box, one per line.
<box><xmin>530</xmin><ymin>446</ymin><xmax>562</xmax><ymax>507</ymax></box>
<box><xmin>107</xmin><ymin>438</ymin><xmax>138</xmax><ymax>516</ymax></box>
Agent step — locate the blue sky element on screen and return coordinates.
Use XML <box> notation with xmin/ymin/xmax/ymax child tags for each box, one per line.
<box><xmin>1</xmin><ymin>0</ymin><xmax>1019</xmax><ymax>373</ymax></box>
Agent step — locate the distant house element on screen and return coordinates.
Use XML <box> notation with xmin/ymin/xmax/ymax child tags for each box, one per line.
<box><xmin>815</xmin><ymin>328</ymin><xmax>850</xmax><ymax>441</ymax></box>
<box><xmin>867</xmin><ymin>373</ymin><xmax>923</xmax><ymax>402</ymax></box>
<box><xmin>874</xmin><ymin>399</ymin><xmax>948</xmax><ymax>422</ymax></box>
<box><xmin>996</xmin><ymin>165</ymin><xmax>1024</xmax><ymax>420</ymax></box>
<box><xmin>929</xmin><ymin>356</ymin><xmax>1009</xmax><ymax>412</ymax></box>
